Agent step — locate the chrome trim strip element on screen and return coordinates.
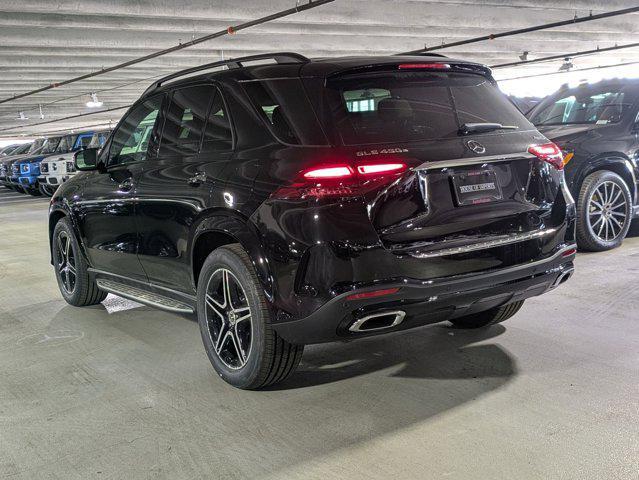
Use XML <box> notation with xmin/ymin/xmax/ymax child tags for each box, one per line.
<box><xmin>417</xmin><ymin>151</ymin><xmax>535</xmax><ymax>170</ymax></box>
<box><xmin>349</xmin><ymin>310</ymin><xmax>406</xmax><ymax>333</ymax></box>
<box><xmin>408</xmin><ymin>228</ymin><xmax>558</xmax><ymax>259</ymax></box>
<box><xmin>75</xmin><ymin>197</ymin><xmax>203</xmax><ymax>211</ymax></box>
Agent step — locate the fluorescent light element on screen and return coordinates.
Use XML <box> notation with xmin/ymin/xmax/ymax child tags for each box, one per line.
<box><xmin>86</xmin><ymin>93</ymin><xmax>103</xmax><ymax>108</ymax></box>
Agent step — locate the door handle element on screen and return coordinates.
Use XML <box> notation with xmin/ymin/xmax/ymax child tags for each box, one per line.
<box><xmin>187</xmin><ymin>172</ymin><xmax>208</xmax><ymax>186</ymax></box>
<box><xmin>118</xmin><ymin>178</ymin><xmax>134</xmax><ymax>192</ymax></box>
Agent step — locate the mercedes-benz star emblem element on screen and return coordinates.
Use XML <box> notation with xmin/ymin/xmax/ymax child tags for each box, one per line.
<box><xmin>467</xmin><ymin>140</ymin><xmax>486</xmax><ymax>155</ymax></box>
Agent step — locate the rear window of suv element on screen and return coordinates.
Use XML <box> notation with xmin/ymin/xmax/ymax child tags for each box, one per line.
<box><xmin>324</xmin><ymin>71</ymin><xmax>533</xmax><ymax>145</ymax></box>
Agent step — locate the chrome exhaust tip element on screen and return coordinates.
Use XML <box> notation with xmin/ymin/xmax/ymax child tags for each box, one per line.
<box><xmin>349</xmin><ymin>310</ymin><xmax>406</xmax><ymax>333</ymax></box>
<box><xmin>551</xmin><ymin>268</ymin><xmax>574</xmax><ymax>289</ymax></box>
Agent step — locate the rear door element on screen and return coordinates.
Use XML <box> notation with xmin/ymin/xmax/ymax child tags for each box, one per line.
<box><xmin>135</xmin><ymin>83</ymin><xmax>233</xmax><ymax>292</ymax></box>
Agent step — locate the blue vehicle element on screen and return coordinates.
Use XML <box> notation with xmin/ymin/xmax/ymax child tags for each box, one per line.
<box><xmin>10</xmin><ymin>136</ymin><xmax>62</xmax><ymax>195</ymax></box>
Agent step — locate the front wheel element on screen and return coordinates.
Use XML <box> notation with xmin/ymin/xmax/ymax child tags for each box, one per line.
<box><xmin>449</xmin><ymin>301</ymin><xmax>525</xmax><ymax>329</ymax></box>
<box><xmin>52</xmin><ymin>218</ymin><xmax>107</xmax><ymax>306</ymax></box>
<box><xmin>197</xmin><ymin>244</ymin><xmax>303</xmax><ymax>389</ymax></box>
<box><xmin>576</xmin><ymin>171</ymin><xmax>632</xmax><ymax>251</ymax></box>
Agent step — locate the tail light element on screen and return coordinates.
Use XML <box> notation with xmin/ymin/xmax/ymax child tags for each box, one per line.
<box><xmin>274</xmin><ymin>162</ymin><xmax>408</xmax><ymax>200</ymax></box>
<box><xmin>528</xmin><ymin>143</ymin><xmax>564</xmax><ymax>170</ymax></box>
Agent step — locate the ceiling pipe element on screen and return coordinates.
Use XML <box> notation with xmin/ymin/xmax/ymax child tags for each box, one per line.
<box><xmin>0</xmin><ymin>0</ymin><xmax>335</xmax><ymax>106</ymax></box>
<box><xmin>496</xmin><ymin>60</ymin><xmax>639</xmax><ymax>82</ymax></box>
<box><xmin>0</xmin><ymin>105</ymin><xmax>131</xmax><ymax>134</ymax></box>
<box><xmin>491</xmin><ymin>42</ymin><xmax>639</xmax><ymax>69</ymax></box>
<box><xmin>398</xmin><ymin>6</ymin><xmax>639</xmax><ymax>55</ymax></box>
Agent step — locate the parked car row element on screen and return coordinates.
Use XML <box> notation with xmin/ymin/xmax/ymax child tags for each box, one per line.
<box><xmin>0</xmin><ymin>130</ymin><xmax>110</xmax><ymax>197</ymax></box>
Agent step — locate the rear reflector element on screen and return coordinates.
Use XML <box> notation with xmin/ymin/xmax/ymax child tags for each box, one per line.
<box><xmin>562</xmin><ymin>248</ymin><xmax>577</xmax><ymax>257</ymax></box>
<box><xmin>528</xmin><ymin>143</ymin><xmax>564</xmax><ymax>170</ymax></box>
<box><xmin>356</xmin><ymin>163</ymin><xmax>406</xmax><ymax>175</ymax></box>
<box><xmin>398</xmin><ymin>63</ymin><xmax>450</xmax><ymax>70</ymax></box>
<box><xmin>303</xmin><ymin>166</ymin><xmax>354</xmax><ymax>179</ymax></box>
<box><xmin>346</xmin><ymin>287</ymin><xmax>400</xmax><ymax>301</ymax></box>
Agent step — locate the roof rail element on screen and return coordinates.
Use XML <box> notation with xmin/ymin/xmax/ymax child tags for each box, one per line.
<box><xmin>142</xmin><ymin>52</ymin><xmax>309</xmax><ymax>96</ymax></box>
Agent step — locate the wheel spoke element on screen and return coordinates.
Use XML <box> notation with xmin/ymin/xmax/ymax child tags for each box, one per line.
<box><xmin>206</xmin><ymin>294</ymin><xmax>225</xmax><ymax>321</ymax></box>
<box><xmin>598</xmin><ymin>217</ymin><xmax>606</xmax><ymax>237</ymax></box>
<box><xmin>611</xmin><ymin>211</ymin><xmax>626</xmax><ymax>217</ymax></box>
<box><xmin>608</xmin><ymin>189</ymin><xmax>622</xmax><ymax>207</ymax></box>
<box><xmin>223</xmin><ymin>271</ymin><xmax>234</xmax><ymax>310</ymax></box>
<box><xmin>590</xmin><ymin>199</ymin><xmax>604</xmax><ymax>210</ymax></box>
<box><xmin>609</xmin><ymin>215</ymin><xmax>623</xmax><ymax>229</ymax></box>
<box><xmin>591</xmin><ymin>215</ymin><xmax>603</xmax><ymax>229</ymax></box>
<box><xmin>610</xmin><ymin>202</ymin><xmax>626</xmax><ymax>211</ymax></box>
<box><xmin>230</xmin><ymin>328</ymin><xmax>246</xmax><ymax>364</ymax></box>
<box><xmin>215</xmin><ymin>328</ymin><xmax>231</xmax><ymax>354</ymax></box>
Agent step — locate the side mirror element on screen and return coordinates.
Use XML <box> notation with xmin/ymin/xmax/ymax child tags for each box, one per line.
<box><xmin>74</xmin><ymin>148</ymin><xmax>100</xmax><ymax>171</ymax></box>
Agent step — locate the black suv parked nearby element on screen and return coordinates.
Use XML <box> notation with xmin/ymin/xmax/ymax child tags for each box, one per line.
<box><xmin>527</xmin><ymin>79</ymin><xmax>639</xmax><ymax>251</ymax></box>
<box><xmin>49</xmin><ymin>53</ymin><xmax>576</xmax><ymax>389</ymax></box>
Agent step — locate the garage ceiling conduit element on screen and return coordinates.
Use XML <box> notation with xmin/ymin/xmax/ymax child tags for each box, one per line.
<box><xmin>496</xmin><ymin>60</ymin><xmax>639</xmax><ymax>82</ymax></box>
<box><xmin>0</xmin><ymin>0</ymin><xmax>335</xmax><ymax>106</ymax></box>
<box><xmin>491</xmin><ymin>42</ymin><xmax>639</xmax><ymax>69</ymax></box>
<box><xmin>399</xmin><ymin>5</ymin><xmax>639</xmax><ymax>55</ymax></box>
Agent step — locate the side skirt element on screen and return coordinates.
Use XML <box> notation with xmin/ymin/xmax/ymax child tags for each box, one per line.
<box><xmin>89</xmin><ymin>269</ymin><xmax>196</xmax><ymax>314</ymax></box>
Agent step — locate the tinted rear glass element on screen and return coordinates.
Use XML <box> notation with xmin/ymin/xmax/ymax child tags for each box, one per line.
<box><xmin>324</xmin><ymin>71</ymin><xmax>533</xmax><ymax>145</ymax></box>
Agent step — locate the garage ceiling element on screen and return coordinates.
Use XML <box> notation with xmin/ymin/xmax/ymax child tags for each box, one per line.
<box><xmin>1</xmin><ymin>0</ymin><xmax>638</xmax><ymax>138</ymax></box>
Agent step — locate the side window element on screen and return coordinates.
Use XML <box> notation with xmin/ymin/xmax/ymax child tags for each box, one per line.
<box><xmin>159</xmin><ymin>85</ymin><xmax>217</xmax><ymax>156</ymax></box>
<box><xmin>108</xmin><ymin>95</ymin><xmax>162</xmax><ymax>166</ymax></box>
<box><xmin>200</xmin><ymin>91</ymin><xmax>233</xmax><ymax>153</ymax></box>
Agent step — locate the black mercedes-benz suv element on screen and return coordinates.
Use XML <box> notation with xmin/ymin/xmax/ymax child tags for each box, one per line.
<box><xmin>527</xmin><ymin>79</ymin><xmax>639</xmax><ymax>251</ymax></box>
<box><xmin>49</xmin><ymin>53</ymin><xmax>576</xmax><ymax>389</ymax></box>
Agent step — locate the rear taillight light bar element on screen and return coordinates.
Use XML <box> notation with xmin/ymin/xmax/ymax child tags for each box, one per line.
<box><xmin>528</xmin><ymin>143</ymin><xmax>564</xmax><ymax>170</ymax></box>
<box><xmin>302</xmin><ymin>163</ymin><xmax>407</xmax><ymax>180</ymax></box>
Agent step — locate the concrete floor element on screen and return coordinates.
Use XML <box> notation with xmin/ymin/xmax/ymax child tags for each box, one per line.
<box><xmin>1</xmin><ymin>189</ymin><xmax>638</xmax><ymax>480</ymax></box>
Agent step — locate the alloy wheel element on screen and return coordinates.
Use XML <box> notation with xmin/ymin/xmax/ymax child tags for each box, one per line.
<box><xmin>587</xmin><ymin>181</ymin><xmax>628</xmax><ymax>242</ymax></box>
<box><xmin>204</xmin><ymin>268</ymin><xmax>253</xmax><ymax>370</ymax></box>
<box><xmin>56</xmin><ymin>231</ymin><xmax>76</xmax><ymax>294</ymax></box>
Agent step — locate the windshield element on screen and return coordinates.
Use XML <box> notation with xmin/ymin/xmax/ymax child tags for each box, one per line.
<box><xmin>529</xmin><ymin>86</ymin><xmax>633</xmax><ymax>126</ymax></box>
<box><xmin>12</xmin><ymin>143</ymin><xmax>32</xmax><ymax>155</ymax></box>
<box><xmin>28</xmin><ymin>138</ymin><xmax>45</xmax><ymax>153</ymax></box>
<box><xmin>324</xmin><ymin>71</ymin><xmax>533</xmax><ymax>145</ymax></box>
<box><xmin>54</xmin><ymin>135</ymin><xmax>76</xmax><ymax>154</ymax></box>
<box><xmin>88</xmin><ymin>131</ymin><xmax>110</xmax><ymax>149</ymax></box>
<box><xmin>41</xmin><ymin>137</ymin><xmax>62</xmax><ymax>154</ymax></box>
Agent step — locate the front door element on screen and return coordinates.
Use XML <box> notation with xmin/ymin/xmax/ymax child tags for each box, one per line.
<box><xmin>75</xmin><ymin>94</ymin><xmax>164</xmax><ymax>280</ymax></box>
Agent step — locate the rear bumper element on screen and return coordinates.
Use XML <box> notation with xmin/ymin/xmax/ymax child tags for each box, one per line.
<box><xmin>273</xmin><ymin>244</ymin><xmax>576</xmax><ymax>344</ymax></box>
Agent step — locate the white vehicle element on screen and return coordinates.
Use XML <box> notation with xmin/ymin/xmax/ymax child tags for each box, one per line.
<box><xmin>38</xmin><ymin>130</ymin><xmax>109</xmax><ymax>196</ymax></box>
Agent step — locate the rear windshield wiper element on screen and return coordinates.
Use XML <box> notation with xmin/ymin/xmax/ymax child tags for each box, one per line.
<box><xmin>459</xmin><ymin>123</ymin><xmax>519</xmax><ymax>135</ymax></box>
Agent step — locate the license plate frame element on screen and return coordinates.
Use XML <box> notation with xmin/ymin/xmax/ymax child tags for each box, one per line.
<box><xmin>451</xmin><ymin>168</ymin><xmax>502</xmax><ymax>206</ymax></box>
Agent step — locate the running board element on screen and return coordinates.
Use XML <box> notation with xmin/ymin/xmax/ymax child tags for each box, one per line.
<box><xmin>96</xmin><ymin>279</ymin><xmax>194</xmax><ymax>314</ymax></box>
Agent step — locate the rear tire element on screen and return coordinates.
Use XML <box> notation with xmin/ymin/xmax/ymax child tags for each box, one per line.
<box><xmin>196</xmin><ymin>244</ymin><xmax>303</xmax><ymax>389</ymax></box>
<box><xmin>449</xmin><ymin>300</ymin><xmax>525</xmax><ymax>329</ymax></box>
<box><xmin>576</xmin><ymin>171</ymin><xmax>632</xmax><ymax>252</ymax></box>
<box><xmin>52</xmin><ymin>217</ymin><xmax>107</xmax><ymax>307</ymax></box>
<box><xmin>27</xmin><ymin>187</ymin><xmax>42</xmax><ymax>196</ymax></box>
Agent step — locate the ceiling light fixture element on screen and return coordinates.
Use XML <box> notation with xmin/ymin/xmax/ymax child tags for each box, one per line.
<box><xmin>559</xmin><ymin>57</ymin><xmax>574</xmax><ymax>72</ymax></box>
<box><xmin>18</xmin><ymin>111</ymin><xmax>27</xmax><ymax>120</ymax></box>
<box><xmin>86</xmin><ymin>93</ymin><xmax>103</xmax><ymax>108</ymax></box>
<box><xmin>519</xmin><ymin>51</ymin><xmax>529</xmax><ymax>61</ymax></box>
